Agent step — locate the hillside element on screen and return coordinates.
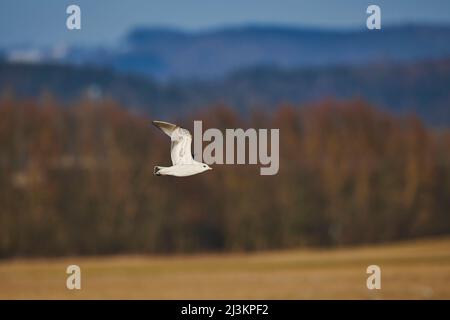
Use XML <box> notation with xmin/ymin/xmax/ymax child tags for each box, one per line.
<box><xmin>111</xmin><ymin>24</ymin><xmax>450</xmax><ymax>79</ymax></box>
<box><xmin>1</xmin><ymin>58</ymin><xmax>450</xmax><ymax>126</ymax></box>
<box><xmin>5</xmin><ymin>24</ymin><xmax>450</xmax><ymax>81</ymax></box>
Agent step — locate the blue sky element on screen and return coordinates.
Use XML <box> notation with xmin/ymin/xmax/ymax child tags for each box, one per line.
<box><xmin>1</xmin><ymin>0</ymin><xmax>450</xmax><ymax>47</ymax></box>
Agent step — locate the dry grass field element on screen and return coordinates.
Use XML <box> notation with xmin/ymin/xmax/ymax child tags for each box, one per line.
<box><xmin>1</xmin><ymin>237</ymin><xmax>449</xmax><ymax>299</ymax></box>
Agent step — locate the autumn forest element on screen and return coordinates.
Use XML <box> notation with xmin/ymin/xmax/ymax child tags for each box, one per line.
<box><xmin>0</xmin><ymin>94</ymin><xmax>449</xmax><ymax>258</ymax></box>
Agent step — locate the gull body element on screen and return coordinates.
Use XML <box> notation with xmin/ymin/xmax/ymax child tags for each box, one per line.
<box><xmin>152</xmin><ymin>120</ymin><xmax>212</xmax><ymax>177</ymax></box>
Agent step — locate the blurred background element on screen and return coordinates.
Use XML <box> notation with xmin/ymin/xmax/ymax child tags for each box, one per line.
<box><xmin>0</xmin><ymin>0</ymin><xmax>450</xmax><ymax>299</ymax></box>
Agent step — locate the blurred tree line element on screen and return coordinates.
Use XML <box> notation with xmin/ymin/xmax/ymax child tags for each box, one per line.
<box><xmin>0</xmin><ymin>94</ymin><xmax>449</xmax><ymax>258</ymax></box>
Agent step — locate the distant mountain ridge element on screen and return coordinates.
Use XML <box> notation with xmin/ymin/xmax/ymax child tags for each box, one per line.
<box><xmin>113</xmin><ymin>24</ymin><xmax>450</xmax><ymax>80</ymax></box>
<box><xmin>2</xmin><ymin>57</ymin><xmax>450</xmax><ymax>126</ymax></box>
<box><xmin>4</xmin><ymin>24</ymin><xmax>450</xmax><ymax>81</ymax></box>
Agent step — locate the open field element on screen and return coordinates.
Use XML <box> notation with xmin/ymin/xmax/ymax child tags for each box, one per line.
<box><xmin>1</xmin><ymin>237</ymin><xmax>450</xmax><ymax>299</ymax></box>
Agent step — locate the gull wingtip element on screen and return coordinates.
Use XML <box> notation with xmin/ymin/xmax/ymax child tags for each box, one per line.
<box><xmin>151</xmin><ymin>120</ymin><xmax>162</xmax><ymax>128</ymax></box>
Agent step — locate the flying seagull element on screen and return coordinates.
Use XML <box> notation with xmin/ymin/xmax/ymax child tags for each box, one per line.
<box><xmin>152</xmin><ymin>120</ymin><xmax>212</xmax><ymax>177</ymax></box>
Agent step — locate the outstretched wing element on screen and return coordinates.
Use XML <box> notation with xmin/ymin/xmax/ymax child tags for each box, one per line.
<box><xmin>152</xmin><ymin>120</ymin><xmax>194</xmax><ymax>165</ymax></box>
<box><xmin>170</xmin><ymin>127</ymin><xmax>194</xmax><ymax>165</ymax></box>
<box><xmin>152</xmin><ymin>121</ymin><xmax>178</xmax><ymax>137</ymax></box>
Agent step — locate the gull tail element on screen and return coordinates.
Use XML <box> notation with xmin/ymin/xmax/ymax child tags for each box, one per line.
<box><xmin>153</xmin><ymin>166</ymin><xmax>165</xmax><ymax>176</ymax></box>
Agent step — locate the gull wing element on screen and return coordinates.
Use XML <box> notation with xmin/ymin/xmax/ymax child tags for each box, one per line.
<box><xmin>170</xmin><ymin>127</ymin><xmax>194</xmax><ymax>165</ymax></box>
<box><xmin>152</xmin><ymin>121</ymin><xmax>178</xmax><ymax>137</ymax></box>
<box><xmin>152</xmin><ymin>120</ymin><xmax>194</xmax><ymax>165</ymax></box>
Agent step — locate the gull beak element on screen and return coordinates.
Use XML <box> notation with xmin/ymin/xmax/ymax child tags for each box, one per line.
<box><xmin>209</xmin><ymin>167</ymin><xmax>213</xmax><ymax>170</ymax></box>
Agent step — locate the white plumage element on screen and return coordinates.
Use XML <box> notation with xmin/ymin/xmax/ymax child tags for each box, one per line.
<box><xmin>152</xmin><ymin>121</ymin><xmax>212</xmax><ymax>177</ymax></box>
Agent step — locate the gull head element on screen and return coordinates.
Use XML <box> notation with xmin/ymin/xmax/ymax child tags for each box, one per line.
<box><xmin>200</xmin><ymin>163</ymin><xmax>213</xmax><ymax>173</ymax></box>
